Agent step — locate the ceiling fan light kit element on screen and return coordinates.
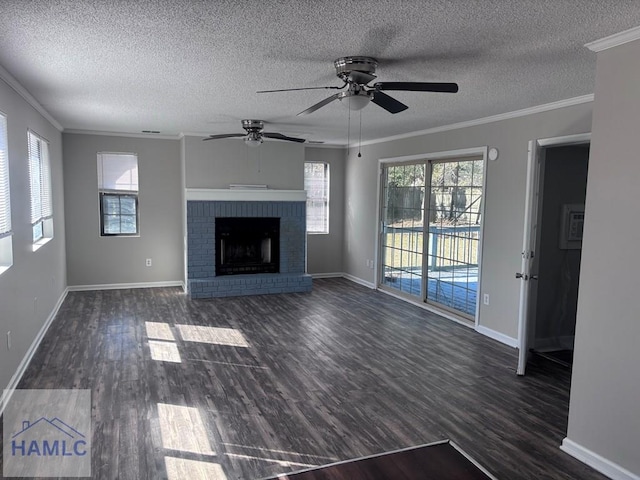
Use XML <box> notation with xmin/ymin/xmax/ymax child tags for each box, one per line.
<box><xmin>339</xmin><ymin>90</ymin><xmax>371</xmax><ymax>111</ymax></box>
<box><xmin>244</xmin><ymin>132</ymin><xmax>263</xmax><ymax>147</ymax></box>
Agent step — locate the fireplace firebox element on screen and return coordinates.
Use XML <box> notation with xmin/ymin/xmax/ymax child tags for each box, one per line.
<box><xmin>215</xmin><ymin>217</ymin><xmax>280</xmax><ymax>276</ymax></box>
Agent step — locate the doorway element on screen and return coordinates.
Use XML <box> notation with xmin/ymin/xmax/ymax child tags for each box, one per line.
<box><xmin>517</xmin><ymin>134</ymin><xmax>590</xmax><ymax>375</ymax></box>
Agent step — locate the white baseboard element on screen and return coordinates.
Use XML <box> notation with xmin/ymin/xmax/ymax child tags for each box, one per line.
<box><xmin>342</xmin><ymin>273</ymin><xmax>376</xmax><ymax>289</ymax></box>
<box><xmin>1</xmin><ymin>287</ymin><xmax>69</xmax><ymax>416</ymax></box>
<box><xmin>561</xmin><ymin>438</ymin><xmax>640</xmax><ymax>480</ymax></box>
<box><xmin>475</xmin><ymin>325</ymin><xmax>518</xmax><ymax>348</ymax></box>
<box><xmin>68</xmin><ymin>280</ymin><xmax>184</xmax><ymax>291</ymax></box>
<box><xmin>310</xmin><ymin>272</ymin><xmax>343</xmax><ymax>279</ymax></box>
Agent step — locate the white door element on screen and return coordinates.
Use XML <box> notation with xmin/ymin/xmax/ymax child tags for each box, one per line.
<box><xmin>517</xmin><ymin>133</ymin><xmax>591</xmax><ymax>375</ymax></box>
<box><xmin>516</xmin><ymin>141</ymin><xmax>544</xmax><ymax>375</ymax></box>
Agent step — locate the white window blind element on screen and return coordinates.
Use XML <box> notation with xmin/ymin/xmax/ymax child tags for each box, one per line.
<box><xmin>0</xmin><ymin>113</ymin><xmax>10</xmax><ymax>239</ymax></box>
<box><xmin>98</xmin><ymin>153</ymin><xmax>138</xmax><ymax>192</ymax></box>
<box><xmin>304</xmin><ymin>162</ymin><xmax>329</xmax><ymax>234</ymax></box>
<box><xmin>28</xmin><ymin>130</ymin><xmax>52</xmax><ymax>229</ymax></box>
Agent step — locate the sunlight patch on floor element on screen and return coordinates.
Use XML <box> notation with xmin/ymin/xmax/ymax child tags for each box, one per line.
<box><xmin>176</xmin><ymin>325</ymin><xmax>249</xmax><ymax>347</ymax></box>
<box><xmin>149</xmin><ymin>340</ymin><xmax>182</xmax><ymax>363</ymax></box>
<box><xmin>164</xmin><ymin>457</ymin><xmax>227</xmax><ymax>480</ymax></box>
<box><xmin>145</xmin><ymin>321</ymin><xmax>176</xmax><ymax>341</ymax></box>
<box><xmin>158</xmin><ymin>403</ymin><xmax>215</xmax><ymax>455</ymax></box>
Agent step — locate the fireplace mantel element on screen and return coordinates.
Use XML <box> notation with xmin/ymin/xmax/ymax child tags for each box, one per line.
<box><xmin>186</xmin><ymin>188</ymin><xmax>306</xmax><ymax>202</ymax></box>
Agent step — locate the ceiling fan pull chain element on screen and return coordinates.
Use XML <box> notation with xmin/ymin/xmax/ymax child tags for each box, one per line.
<box><xmin>347</xmin><ymin>97</ymin><xmax>352</xmax><ymax>151</ymax></box>
<box><xmin>358</xmin><ymin>110</ymin><xmax>362</xmax><ymax>158</ymax></box>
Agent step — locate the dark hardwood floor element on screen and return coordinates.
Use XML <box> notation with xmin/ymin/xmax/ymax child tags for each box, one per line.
<box><xmin>1</xmin><ymin>278</ymin><xmax>606</xmax><ymax>479</ymax></box>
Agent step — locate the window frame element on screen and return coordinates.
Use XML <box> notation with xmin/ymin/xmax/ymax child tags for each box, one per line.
<box><xmin>304</xmin><ymin>161</ymin><xmax>330</xmax><ymax>235</ymax></box>
<box><xmin>99</xmin><ymin>191</ymin><xmax>140</xmax><ymax>236</ymax></box>
<box><xmin>97</xmin><ymin>152</ymin><xmax>139</xmax><ymax>237</ymax></box>
<box><xmin>0</xmin><ymin>111</ymin><xmax>12</xmax><ymax>273</ymax></box>
<box><xmin>27</xmin><ymin>130</ymin><xmax>53</xmax><ymax>248</ymax></box>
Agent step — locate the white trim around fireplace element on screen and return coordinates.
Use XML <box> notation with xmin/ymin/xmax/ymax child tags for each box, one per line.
<box><xmin>186</xmin><ymin>188</ymin><xmax>307</xmax><ymax>202</ymax></box>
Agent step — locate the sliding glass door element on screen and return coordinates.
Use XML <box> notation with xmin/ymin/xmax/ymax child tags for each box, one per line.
<box><xmin>380</xmin><ymin>157</ymin><xmax>484</xmax><ymax>320</ymax></box>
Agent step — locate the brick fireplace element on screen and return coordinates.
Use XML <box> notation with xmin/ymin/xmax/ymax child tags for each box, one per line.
<box><xmin>186</xmin><ymin>189</ymin><xmax>313</xmax><ymax>298</ymax></box>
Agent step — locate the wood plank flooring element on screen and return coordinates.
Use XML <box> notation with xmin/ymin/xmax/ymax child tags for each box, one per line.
<box><xmin>1</xmin><ymin>278</ymin><xmax>607</xmax><ymax>479</ymax></box>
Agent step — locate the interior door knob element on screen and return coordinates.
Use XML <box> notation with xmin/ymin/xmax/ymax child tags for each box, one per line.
<box><xmin>530</xmin><ymin>275</ymin><xmax>538</xmax><ymax>280</ymax></box>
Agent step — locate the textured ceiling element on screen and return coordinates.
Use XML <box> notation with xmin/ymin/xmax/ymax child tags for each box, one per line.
<box><xmin>1</xmin><ymin>1</ymin><xmax>639</xmax><ymax>145</ymax></box>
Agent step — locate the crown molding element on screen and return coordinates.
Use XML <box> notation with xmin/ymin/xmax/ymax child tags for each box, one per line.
<box><xmin>354</xmin><ymin>94</ymin><xmax>594</xmax><ymax>148</ymax></box>
<box><xmin>0</xmin><ymin>64</ymin><xmax>63</xmax><ymax>131</ymax></box>
<box><xmin>585</xmin><ymin>25</ymin><xmax>640</xmax><ymax>52</ymax></box>
<box><xmin>64</xmin><ymin>129</ymin><xmax>181</xmax><ymax>140</ymax></box>
<box><xmin>63</xmin><ymin>94</ymin><xmax>595</xmax><ymax>148</ymax></box>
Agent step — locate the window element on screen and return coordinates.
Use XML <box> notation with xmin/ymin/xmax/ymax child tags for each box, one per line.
<box><xmin>97</xmin><ymin>152</ymin><xmax>139</xmax><ymax>236</ymax></box>
<box><xmin>304</xmin><ymin>162</ymin><xmax>329</xmax><ymax>234</ymax></box>
<box><xmin>28</xmin><ymin>130</ymin><xmax>53</xmax><ymax>246</ymax></box>
<box><xmin>0</xmin><ymin>112</ymin><xmax>12</xmax><ymax>272</ymax></box>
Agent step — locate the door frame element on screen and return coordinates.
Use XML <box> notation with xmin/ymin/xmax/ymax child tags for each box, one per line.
<box><xmin>376</xmin><ymin>146</ymin><xmax>488</xmax><ymax>327</ymax></box>
<box><xmin>516</xmin><ymin>133</ymin><xmax>591</xmax><ymax>375</ymax></box>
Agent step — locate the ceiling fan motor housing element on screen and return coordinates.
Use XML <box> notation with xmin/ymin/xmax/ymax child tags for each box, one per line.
<box><xmin>334</xmin><ymin>56</ymin><xmax>378</xmax><ymax>81</ymax></box>
<box><xmin>241</xmin><ymin>119</ymin><xmax>264</xmax><ymax>132</ymax></box>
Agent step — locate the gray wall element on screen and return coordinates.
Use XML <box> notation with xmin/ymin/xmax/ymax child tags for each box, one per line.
<box><xmin>534</xmin><ymin>145</ymin><xmax>589</xmax><ymax>345</ymax></box>
<box><xmin>63</xmin><ymin>134</ymin><xmax>183</xmax><ymax>286</ymax></box>
<box><xmin>0</xmin><ymin>79</ymin><xmax>66</xmax><ymax>393</ymax></box>
<box><xmin>566</xmin><ymin>38</ymin><xmax>640</xmax><ymax>475</ymax></box>
<box><xmin>343</xmin><ymin>102</ymin><xmax>593</xmax><ymax>340</ymax></box>
<box><xmin>184</xmin><ymin>136</ymin><xmax>304</xmax><ymax>189</ymax></box>
<box><xmin>183</xmin><ymin>136</ymin><xmax>345</xmax><ymax>275</ymax></box>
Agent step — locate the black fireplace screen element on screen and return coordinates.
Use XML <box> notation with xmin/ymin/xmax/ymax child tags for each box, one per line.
<box><xmin>215</xmin><ymin>217</ymin><xmax>280</xmax><ymax>276</ymax></box>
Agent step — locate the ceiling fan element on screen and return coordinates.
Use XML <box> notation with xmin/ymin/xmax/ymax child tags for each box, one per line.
<box><xmin>257</xmin><ymin>56</ymin><xmax>459</xmax><ymax>116</ymax></box>
<box><xmin>203</xmin><ymin>119</ymin><xmax>306</xmax><ymax>147</ymax></box>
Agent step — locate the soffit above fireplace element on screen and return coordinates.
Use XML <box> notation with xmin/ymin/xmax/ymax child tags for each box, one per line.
<box><xmin>186</xmin><ymin>188</ymin><xmax>306</xmax><ymax>202</ymax></box>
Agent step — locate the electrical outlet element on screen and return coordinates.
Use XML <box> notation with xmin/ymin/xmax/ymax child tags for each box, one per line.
<box><xmin>483</xmin><ymin>293</ymin><xmax>490</xmax><ymax>305</ymax></box>
<box><xmin>369</xmin><ymin>259</ymin><xmax>374</xmax><ymax>269</ymax></box>
<box><xmin>34</xmin><ymin>297</ymin><xmax>38</xmax><ymax>313</ymax></box>
<box><xmin>146</xmin><ymin>258</ymin><xmax>152</xmax><ymax>267</ymax></box>
<box><xmin>7</xmin><ymin>331</ymin><xmax>11</xmax><ymax>350</ymax></box>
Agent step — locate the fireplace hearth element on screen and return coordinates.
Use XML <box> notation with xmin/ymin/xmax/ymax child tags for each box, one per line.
<box><xmin>215</xmin><ymin>217</ymin><xmax>279</xmax><ymax>275</ymax></box>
